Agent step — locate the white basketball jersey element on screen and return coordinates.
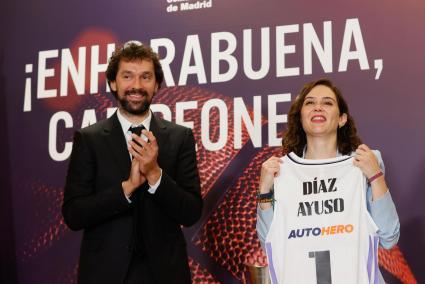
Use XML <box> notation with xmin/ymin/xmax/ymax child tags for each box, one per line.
<box><xmin>265</xmin><ymin>152</ymin><xmax>379</xmax><ymax>284</ymax></box>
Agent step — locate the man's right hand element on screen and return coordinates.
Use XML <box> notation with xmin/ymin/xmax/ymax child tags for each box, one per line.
<box><xmin>122</xmin><ymin>159</ymin><xmax>146</xmax><ymax>198</ymax></box>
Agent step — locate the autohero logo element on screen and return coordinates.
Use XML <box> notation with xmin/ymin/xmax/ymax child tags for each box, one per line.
<box><xmin>166</xmin><ymin>0</ymin><xmax>212</xmax><ymax>13</ymax></box>
<box><xmin>288</xmin><ymin>224</ymin><xmax>354</xmax><ymax>239</ymax></box>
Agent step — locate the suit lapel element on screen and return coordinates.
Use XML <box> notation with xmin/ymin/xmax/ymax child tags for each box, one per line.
<box><xmin>150</xmin><ymin>113</ymin><xmax>170</xmax><ymax>164</ymax></box>
<box><xmin>102</xmin><ymin>112</ymin><xmax>131</xmax><ymax>178</ymax></box>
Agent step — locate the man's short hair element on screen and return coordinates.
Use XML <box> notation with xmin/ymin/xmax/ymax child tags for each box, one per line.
<box><xmin>106</xmin><ymin>41</ymin><xmax>164</xmax><ymax>97</ymax></box>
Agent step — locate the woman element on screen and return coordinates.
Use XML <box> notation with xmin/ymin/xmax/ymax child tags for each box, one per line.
<box><xmin>256</xmin><ymin>79</ymin><xmax>400</xmax><ymax>283</ymax></box>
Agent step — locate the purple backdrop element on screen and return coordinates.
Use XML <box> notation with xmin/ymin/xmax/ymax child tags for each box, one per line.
<box><xmin>2</xmin><ymin>0</ymin><xmax>424</xmax><ymax>283</ymax></box>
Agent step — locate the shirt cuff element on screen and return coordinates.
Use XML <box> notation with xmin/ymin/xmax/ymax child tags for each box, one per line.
<box><xmin>369</xmin><ymin>190</ymin><xmax>398</xmax><ymax>222</ymax></box>
<box><xmin>124</xmin><ymin>194</ymin><xmax>132</xmax><ymax>203</ymax></box>
<box><xmin>147</xmin><ymin>169</ymin><xmax>162</xmax><ymax>194</ymax></box>
<box><xmin>257</xmin><ymin>204</ymin><xmax>274</xmax><ymax>219</ymax></box>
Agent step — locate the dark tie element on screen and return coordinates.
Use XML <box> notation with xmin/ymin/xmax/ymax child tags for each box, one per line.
<box><xmin>129</xmin><ymin>125</ymin><xmax>145</xmax><ymax>136</ymax></box>
<box><xmin>128</xmin><ymin>125</ymin><xmax>147</xmax><ymax>258</ymax></box>
<box><xmin>129</xmin><ymin>125</ymin><xmax>145</xmax><ymax>147</ymax></box>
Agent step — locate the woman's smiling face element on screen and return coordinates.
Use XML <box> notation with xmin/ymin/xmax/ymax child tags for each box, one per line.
<box><xmin>300</xmin><ymin>84</ymin><xmax>347</xmax><ymax>139</ymax></box>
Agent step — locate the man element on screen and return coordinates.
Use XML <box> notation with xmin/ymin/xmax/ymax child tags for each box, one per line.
<box><xmin>62</xmin><ymin>41</ymin><xmax>203</xmax><ymax>284</ymax></box>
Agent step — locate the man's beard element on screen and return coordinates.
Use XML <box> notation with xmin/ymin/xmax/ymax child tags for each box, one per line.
<box><xmin>119</xmin><ymin>88</ymin><xmax>152</xmax><ymax>115</ymax></box>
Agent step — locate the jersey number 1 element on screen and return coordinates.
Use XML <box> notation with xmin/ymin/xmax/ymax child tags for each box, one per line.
<box><xmin>309</xmin><ymin>250</ymin><xmax>332</xmax><ymax>284</ymax></box>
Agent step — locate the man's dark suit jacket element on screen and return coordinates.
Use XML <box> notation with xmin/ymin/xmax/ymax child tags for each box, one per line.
<box><xmin>62</xmin><ymin>111</ymin><xmax>203</xmax><ymax>284</ymax></box>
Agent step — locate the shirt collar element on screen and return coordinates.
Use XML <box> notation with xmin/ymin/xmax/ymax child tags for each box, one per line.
<box><xmin>116</xmin><ymin>108</ymin><xmax>152</xmax><ymax>134</ymax></box>
<box><xmin>302</xmin><ymin>145</ymin><xmax>341</xmax><ymax>158</ymax></box>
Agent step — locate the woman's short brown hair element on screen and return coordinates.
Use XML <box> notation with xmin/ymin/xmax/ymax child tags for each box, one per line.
<box><xmin>282</xmin><ymin>78</ymin><xmax>362</xmax><ymax>156</ymax></box>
